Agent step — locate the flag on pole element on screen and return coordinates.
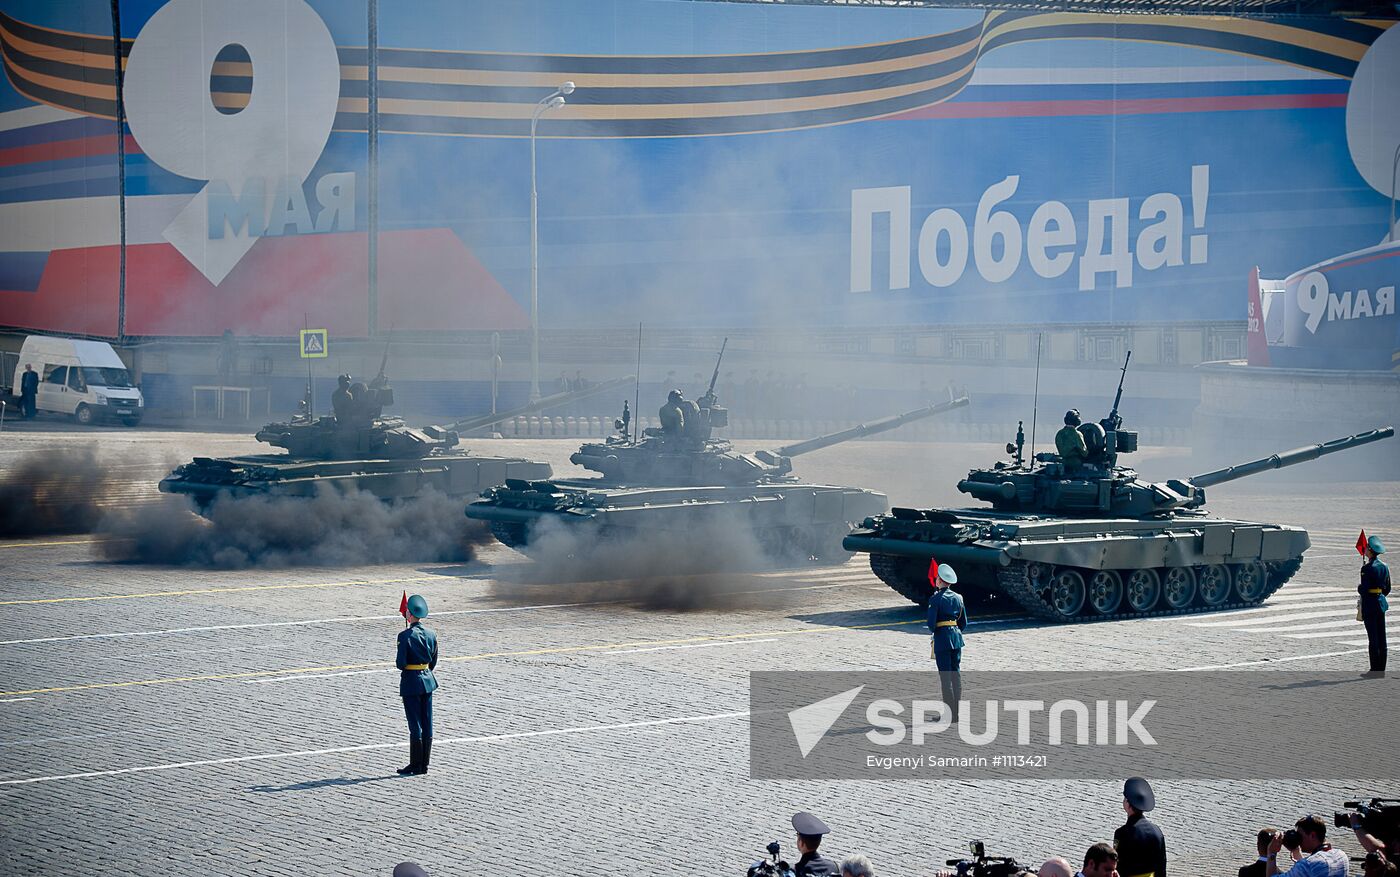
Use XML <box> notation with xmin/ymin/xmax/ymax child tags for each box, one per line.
<box><xmin>399</xmin><ymin>590</ymin><xmax>408</xmax><ymax>617</ymax></box>
<box><xmin>927</xmin><ymin>558</ymin><xmax>939</xmax><ymax>586</ymax></box>
<box><xmin>1357</xmin><ymin>530</ymin><xmax>1369</xmax><ymax>556</ymax></box>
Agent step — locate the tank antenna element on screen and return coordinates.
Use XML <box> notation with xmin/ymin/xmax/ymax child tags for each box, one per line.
<box><xmin>1028</xmin><ymin>332</ymin><xmax>1043</xmax><ymax>458</ymax></box>
<box><xmin>632</xmin><ymin>321</ymin><xmax>643</xmax><ymax>444</ymax></box>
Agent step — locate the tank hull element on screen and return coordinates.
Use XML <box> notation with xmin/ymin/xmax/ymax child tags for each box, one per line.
<box><xmin>844</xmin><ymin>508</ymin><xmax>1309</xmax><ymax>622</ymax></box>
<box><xmin>159</xmin><ymin>453</ymin><xmax>552</xmax><ymax>508</ymax></box>
<box><xmin>468</xmin><ymin>479</ymin><xmax>888</xmax><ymax>562</ymax></box>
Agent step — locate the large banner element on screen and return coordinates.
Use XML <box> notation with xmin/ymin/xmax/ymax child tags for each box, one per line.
<box><xmin>0</xmin><ymin>0</ymin><xmax>1395</xmax><ymax>337</ymax></box>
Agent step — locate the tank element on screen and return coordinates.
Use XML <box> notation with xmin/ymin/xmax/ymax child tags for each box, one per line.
<box><xmin>467</xmin><ymin>361</ymin><xmax>971</xmax><ymax>561</ymax></box>
<box><xmin>158</xmin><ymin>368</ymin><xmax>635</xmax><ymax>508</ymax></box>
<box><xmin>843</xmin><ymin>353</ymin><xmax>1395</xmax><ymax>622</ymax></box>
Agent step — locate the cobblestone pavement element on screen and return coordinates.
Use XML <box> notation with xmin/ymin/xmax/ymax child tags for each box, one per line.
<box><xmin>0</xmin><ymin>427</ymin><xmax>1395</xmax><ymax>876</ymax></box>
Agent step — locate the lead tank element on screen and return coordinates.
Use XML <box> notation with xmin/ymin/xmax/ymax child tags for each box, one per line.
<box><xmin>843</xmin><ymin>355</ymin><xmax>1394</xmax><ymax>621</ymax></box>
<box><xmin>466</xmin><ymin>383</ymin><xmax>970</xmax><ymax>561</ymax></box>
<box><xmin>159</xmin><ymin>371</ymin><xmax>634</xmax><ymax>508</ymax></box>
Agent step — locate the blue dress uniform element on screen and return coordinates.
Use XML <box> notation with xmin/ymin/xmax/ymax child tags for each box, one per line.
<box><xmin>927</xmin><ymin>565</ymin><xmax>968</xmax><ymax>720</ymax></box>
<box><xmin>1360</xmin><ymin>537</ymin><xmax>1390</xmax><ymax>674</ymax></box>
<box><xmin>397</xmin><ymin>594</ymin><xmax>439</xmax><ymax>776</ymax></box>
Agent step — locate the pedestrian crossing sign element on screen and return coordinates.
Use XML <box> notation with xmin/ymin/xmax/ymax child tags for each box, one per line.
<box><xmin>299</xmin><ymin>329</ymin><xmax>328</xmax><ymax>358</ymax></box>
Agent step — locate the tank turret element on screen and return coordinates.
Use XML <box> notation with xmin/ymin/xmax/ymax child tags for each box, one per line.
<box><xmin>569</xmin><ymin>394</ymin><xmax>970</xmax><ymax>486</ymax></box>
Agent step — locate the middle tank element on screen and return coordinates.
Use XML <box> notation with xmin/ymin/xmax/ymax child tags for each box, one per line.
<box><xmin>467</xmin><ymin>377</ymin><xmax>971</xmax><ymax>562</ymax></box>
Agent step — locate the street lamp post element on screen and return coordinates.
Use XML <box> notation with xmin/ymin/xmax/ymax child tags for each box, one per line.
<box><xmin>529</xmin><ymin>81</ymin><xmax>574</xmax><ymax>402</ymax></box>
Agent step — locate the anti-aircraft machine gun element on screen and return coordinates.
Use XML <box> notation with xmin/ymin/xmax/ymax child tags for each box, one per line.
<box><xmin>844</xmin><ymin>350</ymin><xmax>1395</xmax><ymax>622</ymax></box>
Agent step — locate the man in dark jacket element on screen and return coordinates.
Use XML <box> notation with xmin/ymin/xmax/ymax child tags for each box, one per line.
<box><xmin>19</xmin><ymin>363</ymin><xmax>38</xmax><ymax>418</ymax></box>
<box><xmin>396</xmin><ymin>594</ymin><xmax>439</xmax><ymax>776</ymax></box>
<box><xmin>1240</xmin><ymin>828</ymin><xmax>1276</xmax><ymax>877</ymax></box>
<box><xmin>792</xmin><ymin>812</ymin><xmax>838</xmax><ymax>877</ymax></box>
<box><xmin>1115</xmin><ymin>776</ymin><xmax>1166</xmax><ymax>877</ymax></box>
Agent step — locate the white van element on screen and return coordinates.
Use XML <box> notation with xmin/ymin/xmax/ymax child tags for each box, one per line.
<box><xmin>17</xmin><ymin>335</ymin><xmax>144</xmax><ymax>426</ymax></box>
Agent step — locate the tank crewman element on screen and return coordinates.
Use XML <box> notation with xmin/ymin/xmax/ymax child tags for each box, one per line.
<box><xmin>1115</xmin><ymin>776</ymin><xmax>1167</xmax><ymax>877</ymax></box>
<box><xmin>396</xmin><ymin>594</ymin><xmax>438</xmax><ymax>776</ymax></box>
<box><xmin>927</xmin><ymin>561</ymin><xmax>967</xmax><ymax>722</ymax></box>
<box><xmin>331</xmin><ymin>374</ymin><xmax>353</xmax><ymax>422</ymax></box>
<box><xmin>791</xmin><ymin>812</ymin><xmax>838</xmax><ymax>877</ymax></box>
<box><xmin>1056</xmin><ymin>409</ymin><xmax>1089</xmax><ymax>471</ymax></box>
<box><xmin>1360</xmin><ymin>535</ymin><xmax>1390</xmax><ymax>675</ymax></box>
<box><xmin>659</xmin><ymin>389</ymin><xmax>686</xmax><ymax>437</ymax></box>
<box><xmin>680</xmin><ymin>396</ymin><xmax>704</xmax><ymax>441</ymax></box>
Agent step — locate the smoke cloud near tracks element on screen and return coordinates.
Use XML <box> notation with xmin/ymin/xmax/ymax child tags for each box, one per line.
<box><xmin>0</xmin><ymin>447</ymin><xmax>119</xmax><ymax>537</ymax></box>
<box><xmin>97</xmin><ymin>486</ymin><xmax>490</xmax><ymax>569</ymax></box>
<box><xmin>489</xmin><ymin>515</ymin><xmax>830</xmax><ymax>611</ymax></box>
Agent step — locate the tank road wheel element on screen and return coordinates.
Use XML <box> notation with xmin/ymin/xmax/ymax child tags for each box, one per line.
<box><xmin>489</xmin><ymin>521</ymin><xmax>529</xmax><ymax>549</ymax></box>
<box><xmin>1197</xmin><ymin>564</ymin><xmax>1232</xmax><ymax>607</ymax></box>
<box><xmin>1162</xmin><ymin>566</ymin><xmax>1197</xmax><ymax>611</ymax></box>
<box><xmin>869</xmin><ymin>553</ymin><xmax>934</xmax><ymax>607</ymax></box>
<box><xmin>1087</xmin><ymin>570</ymin><xmax>1124</xmax><ymax>615</ymax></box>
<box><xmin>1047</xmin><ymin>567</ymin><xmax>1088</xmax><ymax>619</ymax></box>
<box><xmin>1231</xmin><ymin>561</ymin><xmax>1270</xmax><ymax>602</ymax></box>
<box><xmin>1125</xmin><ymin>568</ymin><xmax>1161</xmax><ymax>613</ymax></box>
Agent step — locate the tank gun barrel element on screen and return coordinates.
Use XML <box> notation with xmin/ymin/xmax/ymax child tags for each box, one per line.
<box><xmin>1188</xmin><ymin>427</ymin><xmax>1394</xmax><ymax>489</ymax></box>
<box><xmin>774</xmin><ymin>396</ymin><xmax>970</xmax><ymax>458</ymax></box>
<box><xmin>445</xmin><ymin>375</ymin><xmax>636</xmax><ymax>434</ymax></box>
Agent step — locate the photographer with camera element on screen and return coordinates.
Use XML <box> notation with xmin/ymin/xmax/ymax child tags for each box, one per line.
<box><xmin>1362</xmin><ymin>851</ymin><xmax>1398</xmax><ymax>877</ymax></box>
<box><xmin>1265</xmin><ymin>815</ymin><xmax>1348</xmax><ymax>876</ymax></box>
<box><xmin>1242</xmin><ymin>828</ymin><xmax>1300</xmax><ymax>877</ymax></box>
<box><xmin>1342</xmin><ymin>800</ymin><xmax>1400</xmax><ymax>860</ymax></box>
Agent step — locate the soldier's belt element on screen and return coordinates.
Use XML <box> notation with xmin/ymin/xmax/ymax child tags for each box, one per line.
<box><xmin>404</xmin><ymin>663</ymin><xmax>429</xmax><ymax>671</ymax></box>
<box><xmin>1126</xmin><ymin>872</ymin><xmax>1154</xmax><ymax>877</ymax></box>
<box><xmin>1367</xmin><ymin>589</ymin><xmax>1383</xmax><ymax>595</ymax></box>
<box><xmin>935</xmin><ymin>620</ymin><xmax>959</xmax><ymax>628</ymax></box>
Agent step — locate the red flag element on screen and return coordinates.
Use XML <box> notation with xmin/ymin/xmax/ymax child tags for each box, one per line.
<box><xmin>1357</xmin><ymin>530</ymin><xmax>1369</xmax><ymax>556</ymax></box>
<box><xmin>399</xmin><ymin>590</ymin><xmax>408</xmax><ymax>618</ymax></box>
<box><xmin>927</xmin><ymin>558</ymin><xmax>940</xmax><ymax>586</ymax></box>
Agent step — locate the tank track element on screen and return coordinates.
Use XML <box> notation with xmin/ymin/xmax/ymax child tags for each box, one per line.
<box><xmin>870</xmin><ymin>552</ymin><xmax>934</xmax><ymax>607</ymax></box>
<box><xmin>872</xmin><ymin>551</ymin><xmax>1304</xmax><ymax>623</ymax></box>
<box><xmin>489</xmin><ymin>521</ymin><xmax>529</xmax><ymax>549</ymax></box>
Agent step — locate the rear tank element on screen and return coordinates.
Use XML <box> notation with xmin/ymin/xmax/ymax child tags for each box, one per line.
<box><xmin>843</xmin><ymin>353</ymin><xmax>1395</xmax><ymax>621</ymax></box>
<box><xmin>158</xmin><ymin>373</ymin><xmax>632</xmax><ymax>508</ymax></box>
<box><xmin>466</xmin><ymin>382</ymin><xmax>970</xmax><ymax>562</ymax></box>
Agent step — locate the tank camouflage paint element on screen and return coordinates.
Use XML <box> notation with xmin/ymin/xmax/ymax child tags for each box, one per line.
<box><xmin>843</xmin><ymin>362</ymin><xmax>1393</xmax><ymax>621</ymax></box>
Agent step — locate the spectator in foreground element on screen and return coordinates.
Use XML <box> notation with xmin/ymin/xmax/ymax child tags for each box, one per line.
<box><xmin>1241</xmin><ymin>829</ymin><xmax>1277</xmax><ymax>877</ymax></box>
<box><xmin>1079</xmin><ymin>842</ymin><xmax>1118</xmax><ymax>877</ymax></box>
<box><xmin>1037</xmin><ymin>856</ymin><xmax>1073</xmax><ymax>877</ymax></box>
<box><xmin>839</xmin><ymin>854</ymin><xmax>873</xmax><ymax>877</ymax></box>
<box><xmin>1265</xmin><ymin>815</ymin><xmax>1348</xmax><ymax>876</ymax></box>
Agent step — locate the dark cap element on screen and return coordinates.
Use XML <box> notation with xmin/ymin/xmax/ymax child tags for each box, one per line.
<box><xmin>393</xmin><ymin>863</ymin><xmax>429</xmax><ymax>877</ymax></box>
<box><xmin>1123</xmin><ymin>776</ymin><xmax>1155</xmax><ymax>812</ymax></box>
<box><xmin>668</xmin><ymin>389</ymin><xmax>683</xmax><ymax>401</ymax></box>
<box><xmin>792</xmin><ymin>811</ymin><xmax>830</xmax><ymax>836</ymax></box>
<box><xmin>1064</xmin><ymin>409</ymin><xmax>1081</xmax><ymax>425</ymax></box>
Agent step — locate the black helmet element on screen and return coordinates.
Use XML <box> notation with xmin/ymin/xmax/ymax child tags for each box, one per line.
<box><xmin>1064</xmin><ymin>409</ymin><xmax>1081</xmax><ymax>426</ymax></box>
<box><xmin>667</xmin><ymin>389</ymin><xmax>683</xmax><ymax>402</ymax></box>
<box><xmin>338</xmin><ymin>374</ymin><xmax>351</xmax><ymax>386</ymax></box>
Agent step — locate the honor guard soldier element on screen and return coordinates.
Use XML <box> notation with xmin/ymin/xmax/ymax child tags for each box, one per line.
<box><xmin>397</xmin><ymin>594</ymin><xmax>438</xmax><ymax>776</ymax></box>
<box><xmin>1361</xmin><ymin>535</ymin><xmax>1390</xmax><ymax>675</ymax></box>
<box><xmin>792</xmin><ymin>812</ymin><xmax>838</xmax><ymax>877</ymax></box>
<box><xmin>927</xmin><ymin>561</ymin><xmax>967</xmax><ymax>721</ymax></box>
<box><xmin>1115</xmin><ymin>776</ymin><xmax>1167</xmax><ymax>877</ymax></box>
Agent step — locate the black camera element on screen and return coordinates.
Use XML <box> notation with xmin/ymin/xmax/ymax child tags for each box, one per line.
<box><xmin>747</xmin><ymin>841</ymin><xmax>795</xmax><ymax>877</ymax></box>
<box><xmin>1281</xmin><ymin>829</ymin><xmax>1301</xmax><ymax>849</ymax></box>
<box><xmin>1335</xmin><ymin>799</ymin><xmax>1400</xmax><ymax>839</ymax></box>
<box><xmin>944</xmin><ymin>840</ymin><xmax>1032</xmax><ymax>877</ymax></box>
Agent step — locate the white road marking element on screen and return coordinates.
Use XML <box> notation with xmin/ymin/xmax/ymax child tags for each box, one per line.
<box><xmin>247</xmin><ymin>669</ymin><xmax>391</xmax><ymax>684</ymax></box>
<box><xmin>1183</xmin><ymin>600</ymin><xmax>1354</xmax><ymax>624</ymax></box>
<box><xmin>606</xmin><ymin>638</ymin><xmax>779</xmax><ymax>655</ymax></box>
<box><xmin>1189</xmin><ymin>608</ymin><xmax>1357</xmax><ymax>628</ymax></box>
<box><xmin>1229</xmin><ymin>619</ymin><xmax>1366</xmax><ymax>634</ymax></box>
<box><xmin>1173</xmin><ymin>649</ymin><xmax>1368</xmax><ymax>671</ymax></box>
<box><xmin>0</xmin><ymin>698</ymin><xmax>34</xmax><ymax>703</ymax></box>
<box><xmin>0</xmin><ymin>710</ymin><xmax>752</xmax><ymax>787</ymax></box>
